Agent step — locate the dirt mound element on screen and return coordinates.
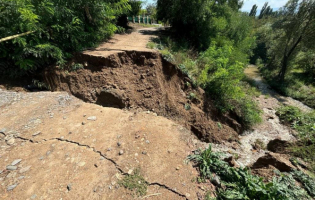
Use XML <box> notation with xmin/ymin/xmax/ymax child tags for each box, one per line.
<box><xmin>44</xmin><ymin>51</ymin><xmax>241</xmax><ymax>143</ymax></box>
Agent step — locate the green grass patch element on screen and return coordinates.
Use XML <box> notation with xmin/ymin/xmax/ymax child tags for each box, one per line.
<box><xmin>188</xmin><ymin>145</ymin><xmax>313</xmax><ymax>200</ymax></box>
<box><xmin>146</xmin><ymin>41</ymin><xmax>156</xmax><ymax>49</ymax></box>
<box><xmin>260</xmin><ymin>67</ymin><xmax>315</xmax><ymax>109</ymax></box>
<box><xmin>276</xmin><ymin>105</ymin><xmax>315</xmax><ymax>172</ymax></box>
<box><xmin>119</xmin><ymin>168</ymin><xmax>148</xmax><ymax>197</ymax></box>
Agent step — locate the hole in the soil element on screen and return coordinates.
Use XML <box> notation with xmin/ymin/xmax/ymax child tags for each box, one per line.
<box><xmin>95</xmin><ymin>89</ymin><xmax>126</xmax><ymax>108</ymax></box>
<box><xmin>190</xmin><ymin>126</ymin><xmax>205</xmax><ymax>141</ymax></box>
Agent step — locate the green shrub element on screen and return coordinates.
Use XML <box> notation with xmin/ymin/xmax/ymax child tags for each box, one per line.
<box><xmin>235</xmin><ymin>97</ymin><xmax>262</xmax><ymax>128</ymax></box>
<box><xmin>188</xmin><ymin>145</ymin><xmax>312</xmax><ymax>200</ymax></box>
<box><xmin>0</xmin><ymin>0</ymin><xmax>130</xmax><ymax>77</ymax></box>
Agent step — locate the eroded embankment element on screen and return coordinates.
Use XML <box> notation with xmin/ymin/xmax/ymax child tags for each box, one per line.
<box><xmin>44</xmin><ymin>51</ymin><xmax>241</xmax><ymax>143</ymax></box>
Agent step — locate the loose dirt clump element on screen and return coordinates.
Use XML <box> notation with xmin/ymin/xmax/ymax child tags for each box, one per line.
<box><xmin>44</xmin><ymin>50</ymin><xmax>240</xmax><ymax>143</ymax></box>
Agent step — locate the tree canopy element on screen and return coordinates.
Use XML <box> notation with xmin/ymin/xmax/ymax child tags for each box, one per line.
<box><xmin>0</xmin><ymin>0</ymin><xmax>130</xmax><ymax>77</ymax></box>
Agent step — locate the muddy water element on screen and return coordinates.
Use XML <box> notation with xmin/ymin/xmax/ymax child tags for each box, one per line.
<box><xmin>209</xmin><ymin>65</ymin><xmax>312</xmax><ymax>167</ymax></box>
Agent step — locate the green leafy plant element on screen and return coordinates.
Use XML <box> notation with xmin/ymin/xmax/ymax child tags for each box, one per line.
<box><xmin>188</xmin><ymin>145</ymin><xmax>311</xmax><ymax>200</ymax></box>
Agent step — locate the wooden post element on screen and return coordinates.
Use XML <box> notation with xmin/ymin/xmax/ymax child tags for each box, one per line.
<box><xmin>133</xmin><ymin>16</ymin><xmax>135</xmax><ymax>23</ymax></box>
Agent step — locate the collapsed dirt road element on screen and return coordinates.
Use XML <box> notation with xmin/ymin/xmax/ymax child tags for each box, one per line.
<box><xmin>0</xmin><ymin>90</ymin><xmax>210</xmax><ymax>199</ymax></box>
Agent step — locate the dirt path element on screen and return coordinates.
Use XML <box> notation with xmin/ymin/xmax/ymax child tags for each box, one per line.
<box><xmin>83</xmin><ymin>27</ymin><xmax>159</xmax><ymax>57</ymax></box>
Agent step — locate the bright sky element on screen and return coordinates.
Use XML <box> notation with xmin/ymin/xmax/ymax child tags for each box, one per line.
<box><xmin>241</xmin><ymin>0</ymin><xmax>288</xmax><ymax>12</ymax></box>
<box><xmin>144</xmin><ymin>0</ymin><xmax>288</xmax><ymax>12</ymax></box>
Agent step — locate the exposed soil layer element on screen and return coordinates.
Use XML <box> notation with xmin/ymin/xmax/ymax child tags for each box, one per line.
<box><xmin>44</xmin><ymin>50</ymin><xmax>240</xmax><ymax>143</ymax></box>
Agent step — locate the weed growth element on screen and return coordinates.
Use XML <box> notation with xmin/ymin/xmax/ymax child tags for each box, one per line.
<box><xmin>188</xmin><ymin>145</ymin><xmax>313</xmax><ymax>200</ymax></box>
<box><xmin>119</xmin><ymin>168</ymin><xmax>148</xmax><ymax>197</ymax></box>
<box><xmin>276</xmin><ymin>105</ymin><xmax>315</xmax><ymax>172</ymax></box>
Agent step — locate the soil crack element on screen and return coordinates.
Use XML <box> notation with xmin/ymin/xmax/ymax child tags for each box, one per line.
<box><xmin>53</xmin><ymin>138</ymin><xmax>126</xmax><ymax>174</ymax></box>
<box><xmin>149</xmin><ymin>182</ymin><xmax>189</xmax><ymax>200</ymax></box>
<box><xmin>10</xmin><ymin>136</ymin><xmax>190</xmax><ymax>199</ymax></box>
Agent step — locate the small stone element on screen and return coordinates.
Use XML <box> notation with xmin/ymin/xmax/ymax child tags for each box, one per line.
<box><xmin>6</xmin><ymin>138</ymin><xmax>15</xmax><ymax>145</ymax></box>
<box><xmin>142</xmin><ymin>151</ymin><xmax>147</xmax><ymax>155</ymax></box>
<box><xmin>108</xmin><ymin>185</ymin><xmax>112</xmax><ymax>190</ymax></box>
<box><xmin>7</xmin><ymin>184</ymin><xmax>18</xmax><ymax>191</ymax></box>
<box><xmin>135</xmin><ymin>153</ymin><xmax>138</xmax><ymax>156</ymax></box>
<box><xmin>117</xmin><ymin>142</ymin><xmax>121</xmax><ymax>147</ymax></box>
<box><xmin>87</xmin><ymin>116</ymin><xmax>96</xmax><ymax>121</ymax></box>
<box><xmin>18</xmin><ymin>176</ymin><xmax>25</xmax><ymax>180</ymax></box>
<box><xmin>100</xmin><ymin>157</ymin><xmax>105</xmax><ymax>160</ymax></box>
<box><xmin>146</xmin><ymin>111</ymin><xmax>150</xmax><ymax>114</ymax></box>
<box><xmin>145</xmin><ymin>140</ymin><xmax>150</xmax><ymax>144</ymax></box>
<box><xmin>176</xmin><ymin>165</ymin><xmax>181</xmax><ymax>170</ymax></box>
<box><xmin>6</xmin><ymin>172</ymin><xmax>16</xmax><ymax>178</ymax></box>
<box><xmin>39</xmin><ymin>156</ymin><xmax>44</xmax><ymax>160</ymax></box>
<box><xmin>60</xmin><ymin>136</ymin><xmax>64</xmax><ymax>139</ymax></box>
<box><xmin>119</xmin><ymin>150</ymin><xmax>124</xmax><ymax>155</ymax></box>
<box><xmin>0</xmin><ymin>170</ymin><xmax>3</xmax><ymax>174</ymax></box>
<box><xmin>153</xmin><ymin>113</ymin><xmax>158</xmax><ymax>116</ymax></box>
<box><xmin>83</xmin><ymin>114</ymin><xmax>86</xmax><ymax>117</ymax></box>
<box><xmin>19</xmin><ymin>166</ymin><xmax>31</xmax><ymax>173</ymax></box>
<box><xmin>31</xmin><ymin>194</ymin><xmax>37</xmax><ymax>199</ymax></box>
<box><xmin>211</xmin><ymin>176</ymin><xmax>221</xmax><ymax>186</ymax></box>
<box><xmin>67</xmin><ymin>184</ymin><xmax>72</xmax><ymax>191</ymax></box>
<box><xmin>78</xmin><ymin>162</ymin><xmax>86</xmax><ymax>167</ymax></box>
<box><xmin>68</xmin><ymin>132</ymin><xmax>72</xmax><ymax>135</ymax></box>
<box><xmin>32</xmin><ymin>131</ymin><xmax>41</xmax><ymax>136</ymax></box>
<box><xmin>11</xmin><ymin>159</ymin><xmax>22</xmax><ymax>166</ymax></box>
<box><xmin>46</xmin><ymin>151</ymin><xmax>51</xmax><ymax>156</ymax></box>
<box><xmin>6</xmin><ymin>165</ymin><xmax>17</xmax><ymax>170</ymax></box>
<box><xmin>94</xmin><ymin>164</ymin><xmax>98</xmax><ymax>168</ymax></box>
<box><xmin>63</xmin><ymin>116</ymin><xmax>67</xmax><ymax>120</ymax></box>
<box><xmin>0</xmin><ymin>128</ymin><xmax>6</xmax><ymax>133</ymax></box>
<box><xmin>128</xmin><ymin>169</ymin><xmax>133</xmax><ymax>175</ymax></box>
<box><xmin>107</xmin><ymin>148</ymin><xmax>112</xmax><ymax>151</ymax></box>
<box><xmin>82</xmin><ymin>122</ymin><xmax>85</xmax><ymax>125</ymax></box>
<box><xmin>21</xmin><ymin>142</ymin><xmax>25</xmax><ymax>146</ymax></box>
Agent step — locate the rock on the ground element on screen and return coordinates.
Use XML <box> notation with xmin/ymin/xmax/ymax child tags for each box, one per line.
<box><xmin>7</xmin><ymin>184</ymin><xmax>18</xmax><ymax>191</ymax></box>
<box><xmin>19</xmin><ymin>166</ymin><xmax>31</xmax><ymax>173</ymax></box>
<box><xmin>6</xmin><ymin>137</ymin><xmax>15</xmax><ymax>145</ymax></box>
<box><xmin>87</xmin><ymin>116</ymin><xmax>97</xmax><ymax>121</ymax></box>
<box><xmin>11</xmin><ymin>159</ymin><xmax>22</xmax><ymax>166</ymax></box>
<box><xmin>32</xmin><ymin>131</ymin><xmax>41</xmax><ymax>136</ymax></box>
<box><xmin>251</xmin><ymin>152</ymin><xmax>296</xmax><ymax>172</ymax></box>
<box><xmin>6</xmin><ymin>165</ymin><xmax>18</xmax><ymax>170</ymax></box>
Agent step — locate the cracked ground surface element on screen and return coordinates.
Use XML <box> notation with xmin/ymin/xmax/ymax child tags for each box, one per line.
<box><xmin>0</xmin><ymin>90</ymin><xmax>212</xmax><ymax>199</ymax></box>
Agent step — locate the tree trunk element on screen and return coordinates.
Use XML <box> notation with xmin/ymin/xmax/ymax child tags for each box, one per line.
<box><xmin>278</xmin><ymin>55</ymin><xmax>288</xmax><ymax>82</ymax></box>
<box><xmin>277</xmin><ymin>35</ymin><xmax>302</xmax><ymax>82</ymax></box>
